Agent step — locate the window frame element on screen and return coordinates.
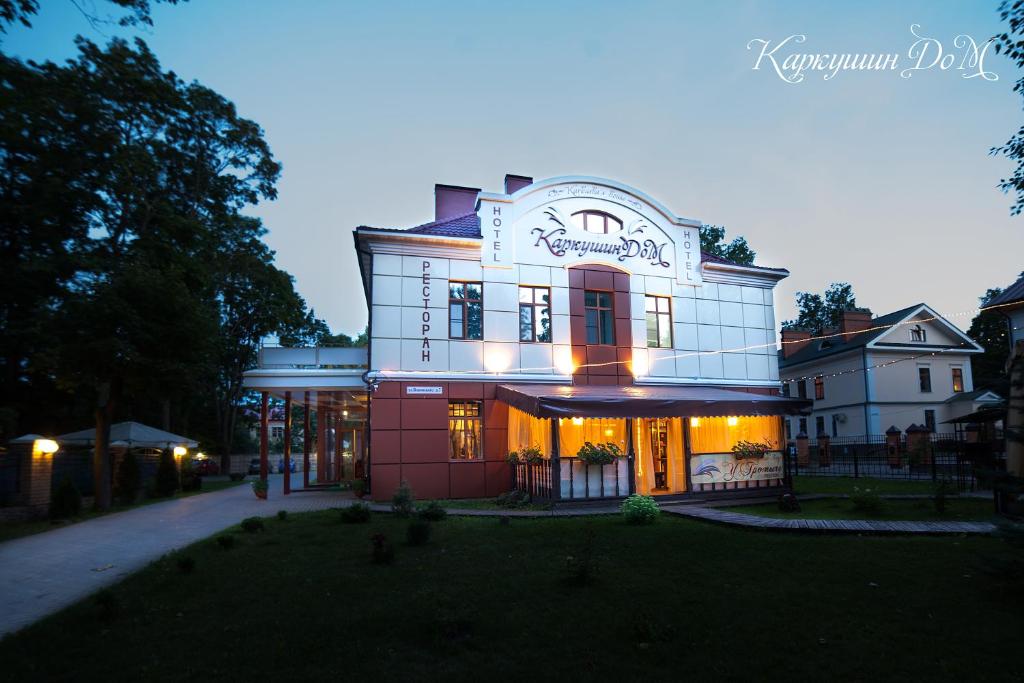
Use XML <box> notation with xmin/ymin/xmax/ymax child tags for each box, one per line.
<box><xmin>814</xmin><ymin>376</ymin><xmax>825</xmax><ymax>401</ymax></box>
<box><xmin>518</xmin><ymin>285</ymin><xmax>552</xmax><ymax>343</ymax></box>
<box><xmin>815</xmin><ymin>415</ymin><xmax>825</xmax><ymax>436</ymax></box>
<box><xmin>951</xmin><ymin>367</ymin><xmax>964</xmax><ymax>393</ymax></box>
<box><xmin>924</xmin><ymin>409</ymin><xmax>936</xmax><ymax>433</ymax></box>
<box><xmin>798</xmin><ymin>417</ymin><xmax>808</xmax><ymax>436</ymax></box>
<box><xmin>584</xmin><ymin>289</ymin><xmax>616</xmax><ymax>346</ymax></box>
<box><xmin>918</xmin><ymin>366</ymin><xmax>932</xmax><ymax>393</ymax></box>
<box><xmin>797</xmin><ymin>380</ymin><xmax>807</xmax><ymax>400</ymax></box>
<box><xmin>571</xmin><ymin>210</ymin><xmax>623</xmax><ymax>234</ymax></box>
<box><xmin>645</xmin><ymin>295</ymin><xmax>673</xmax><ymax>348</ymax></box>
<box><xmin>448</xmin><ymin>400</ymin><xmax>483</xmax><ymax>461</ymax></box>
<box><xmin>448</xmin><ymin>281</ymin><xmax>483</xmax><ymax>340</ymax></box>
<box><xmin>910</xmin><ymin>324</ymin><xmax>926</xmax><ymax>342</ymax></box>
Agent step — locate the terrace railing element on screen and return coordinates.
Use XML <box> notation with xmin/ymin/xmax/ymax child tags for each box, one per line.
<box><xmin>510</xmin><ymin>461</ymin><xmax>553</xmax><ymax>500</ymax></box>
<box><xmin>559</xmin><ymin>457</ymin><xmax>632</xmax><ymax>500</ymax></box>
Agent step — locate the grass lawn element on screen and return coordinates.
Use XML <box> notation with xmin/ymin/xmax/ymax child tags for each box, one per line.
<box><xmin>432</xmin><ymin>498</ymin><xmax>553</xmax><ymax>511</ymax></box>
<box><xmin>792</xmin><ymin>475</ymin><xmax>949</xmax><ymax>496</ymax></box>
<box><xmin>1</xmin><ymin>512</ymin><xmax>1021</xmax><ymax>681</ymax></box>
<box><xmin>0</xmin><ymin>478</ymin><xmax>245</xmax><ymax>544</ymax></box>
<box><xmin>721</xmin><ymin>497</ymin><xmax>997</xmax><ymax>522</ymax></box>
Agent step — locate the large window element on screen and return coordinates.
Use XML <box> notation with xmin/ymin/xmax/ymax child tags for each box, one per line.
<box><xmin>645</xmin><ymin>295</ymin><xmax>672</xmax><ymax>348</ymax></box>
<box><xmin>918</xmin><ymin>366</ymin><xmax>932</xmax><ymax>393</ymax></box>
<box><xmin>815</xmin><ymin>416</ymin><xmax>825</xmax><ymax>436</ymax></box>
<box><xmin>951</xmin><ymin>367</ymin><xmax>964</xmax><ymax>393</ymax></box>
<box><xmin>571</xmin><ymin>210</ymin><xmax>622</xmax><ymax>234</ymax></box>
<box><xmin>449</xmin><ymin>282</ymin><xmax>483</xmax><ymax>340</ymax></box>
<box><xmin>584</xmin><ymin>290</ymin><xmax>615</xmax><ymax>345</ymax></box>
<box><xmin>924</xmin><ymin>409</ymin><xmax>936</xmax><ymax>432</ymax></box>
<box><xmin>814</xmin><ymin>376</ymin><xmax>825</xmax><ymax>400</ymax></box>
<box><xmin>688</xmin><ymin>415</ymin><xmax>783</xmax><ymax>455</ymax></box>
<box><xmin>797</xmin><ymin>380</ymin><xmax>807</xmax><ymax>400</ymax></box>
<box><xmin>448</xmin><ymin>401</ymin><xmax>482</xmax><ymax>460</ymax></box>
<box><xmin>559</xmin><ymin>417</ymin><xmax>627</xmax><ymax>458</ymax></box>
<box><xmin>519</xmin><ymin>286</ymin><xmax>551</xmax><ymax>342</ymax></box>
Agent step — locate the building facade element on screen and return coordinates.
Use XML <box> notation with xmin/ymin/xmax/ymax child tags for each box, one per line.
<box><xmin>778</xmin><ymin>305</ymin><xmax>988</xmax><ymax>439</ymax></box>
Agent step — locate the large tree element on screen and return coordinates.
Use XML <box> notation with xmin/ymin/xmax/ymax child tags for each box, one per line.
<box><xmin>699</xmin><ymin>224</ymin><xmax>756</xmax><ymax>265</ymax></box>
<box><xmin>781</xmin><ymin>282</ymin><xmax>860</xmax><ymax>335</ymax></box>
<box><xmin>994</xmin><ymin>0</ymin><xmax>1024</xmax><ymax>214</ymax></box>
<box><xmin>966</xmin><ymin>284</ymin><xmax>1016</xmax><ymax>395</ymax></box>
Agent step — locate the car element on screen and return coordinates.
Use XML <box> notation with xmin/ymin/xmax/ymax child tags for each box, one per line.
<box><xmin>193</xmin><ymin>459</ymin><xmax>220</xmax><ymax>476</ymax></box>
<box><xmin>276</xmin><ymin>457</ymin><xmax>297</xmax><ymax>473</ymax></box>
<box><xmin>248</xmin><ymin>458</ymin><xmax>261</xmax><ymax>475</ymax></box>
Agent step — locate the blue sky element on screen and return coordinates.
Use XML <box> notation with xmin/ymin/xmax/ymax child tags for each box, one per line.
<box><xmin>6</xmin><ymin>0</ymin><xmax>1021</xmax><ymax>336</ymax></box>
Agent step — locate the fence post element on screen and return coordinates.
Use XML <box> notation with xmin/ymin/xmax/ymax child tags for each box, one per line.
<box><xmin>853</xmin><ymin>440</ymin><xmax>860</xmax><ymax>479</ymax></box>
<box><xmin>783</xmin><ymin>442</ymin><xmax>793</xmax><ymax>490</ymax></box>
<box><xmin>818</xmin><ymin>434</ymin><xmax>831</xmax><ymax>467</ymax></box>
<box><xmin>796</xmin><ymin>432</ymin><xmax>809</xmax><ymax>467</ymax></box>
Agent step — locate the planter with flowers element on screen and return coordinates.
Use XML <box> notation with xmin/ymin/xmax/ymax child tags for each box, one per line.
<box><xmin>731</xmin><ymin>439</ymin><xmax>775</xmax><ymax>460</ymax></box>
<box><xmin>251</xmin><ymin>478</ymin><xmax>268</xmax><ymax>500</ymax></box>
<box><xmin>574</xmin><ymin>442</ymin><xmax>626</xmax><ymax>497</ymax></box>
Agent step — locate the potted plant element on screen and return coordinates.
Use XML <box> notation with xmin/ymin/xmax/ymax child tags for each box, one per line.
<box><xmin>521</xmin><ymin>446</ymin><xmax>545</xmax><ymax>465</ymax></box>
<box><xmin>352</xmin><ymin>478</ymin><xmax>367</xmax><ymax>499</ymax></box>
<box><xmin>251</xmin><ymin>478</ymin><xmax>268</xmax><ymax>500</ymax></box>
<box><xmin>731</xmin><ymin>439</ymin><xmax>775</xmax><ymax>460</ymax></box>
<box><xmin>577</xmin><ymin>442</ymin><xmax>622</xmax><ymax>466</ymax></box>
<box><xmin>506</xmin><ymin>450</ymin><xmax>522</xmax><ymax>465</ymax></box>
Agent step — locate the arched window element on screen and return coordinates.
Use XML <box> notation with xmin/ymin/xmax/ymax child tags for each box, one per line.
<box><xmin>571</xmin><ymin>210</ymin><xmax>622</xmax><ymax>234</ymax></box>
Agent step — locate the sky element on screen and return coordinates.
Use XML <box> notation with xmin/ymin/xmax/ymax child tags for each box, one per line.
<box><xmin>5</xmin><ymin>0</ymin><xmax>1023</xmax><ymax>337</ymax></box>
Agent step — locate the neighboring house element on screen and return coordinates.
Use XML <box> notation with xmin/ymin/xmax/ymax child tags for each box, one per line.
<box><xmin>245</xmin><ymin>406</ymin><xmax>286</xmax><ymax>442</ymax></box>
<box><xmin>987</xmin><ymin>273</ymin><xmax>1024</xmax><ymax>348</ymax></box>
<box><xmin>778</xmin><ymin>304</ymin><xmax>989</xmax><ymax>439</ymax></box>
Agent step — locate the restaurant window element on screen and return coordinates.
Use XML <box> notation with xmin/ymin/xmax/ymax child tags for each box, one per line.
<box><xmin>519</xmin><ymin>286</ymin><xmax>551</xmax><ymax>343</ymax></box>
<box><xmin>910</xmin><ymin>325</ymin><xmax>926</xmax><ymax>342</ymax></box>
<box><xmin>584</xmin><ymin>290</ymin><xmax>615</xmax><ymax>345</ymax></box>
<box><xmin>448</xmin><ymin>401</ymin><xmax>482</xmax><ymax>460</ymax></box>
<box><xmin>951</xmin><ymin>367</ymin><xmax>964</xmax><ymax>393</ymax></box>
<box><xmin>814</xmin><ymin>376</ymin><xmax>825</xmax><ymax>400</ymax></box>
<box><xmin>924</xmin><ymin>409</ymin><xmax>936</xmax><ymax>432</ymax></box>
<box><xmin>449</xmin><ymin>282</ymin><xmax>483</xmax><ymax>340</ymax></box>
<box><xmin>688</xmin><ymin>415</ymin><xmax>783</xmax><ymax>454</ymax></box>
<box><xmin>559</xmin><ymin>417</ymin><xmax>627</xmax><ymax>458</ymax></box>
<box><xmin>815</xmin><ymin>416</ymin><xmax>825</xmax><ymax>436</ymax></box>
<box><xmin>797</xmin><ymin>380</ymin><xmax>807</xmax><ymax>400</ymax></box>
<box><xmin>571</xmin><ymin>210</ymin><xmax>623</xmax><ymax>234</ymax></box>
<box><xmin>645</xmin><ymin>295</ymin><xmax>672</xmax><ymax>348</ymax></box>
<box><xmin>918</xmin><ymin>366</ymin><xmax>932</xmax><ymax>393</ymax></box>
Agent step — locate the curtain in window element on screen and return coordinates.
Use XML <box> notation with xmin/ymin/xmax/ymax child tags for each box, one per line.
<box><xmin>507</xmin><ymin>407</ymin><xmax>552</xmax><ymax>457</ymax></box>
<box><xmin>688</xmin><ymin>416</ymin><xmax>782</xmax><ymax>454</ymax></box>
<box><xmin>558</xmin><ymin>417</ymin><xmax>627</xmax><ymax>459</ymax></box>
<box><xmin>668</xmin><ymin>417</ymin><xmax>687</xmax><ymax>492</ymax></box>
<box><xmin>633</xmin><ymin>419</ymin><xmax>654</xmax><ymax>495</ymax></box>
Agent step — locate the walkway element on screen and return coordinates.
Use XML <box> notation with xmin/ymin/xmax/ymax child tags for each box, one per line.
<box><xmin>0</xmin><ymin>476</ymin><xmax>345</xmax><ymax>637</ymax></box>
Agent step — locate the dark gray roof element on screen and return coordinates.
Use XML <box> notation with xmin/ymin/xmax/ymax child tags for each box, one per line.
<box><xmin>944</xmin><ymin>389</ymin><xmax>1002</xmax><ymax>404</ymax></box>
<box><xmin>988</xmin><ymin>273</ymin><xmax>1024</xmax><ymax>308</ymax></box>
<box><xmin>778</xmin><ymin>304</ymin><xmax>924</xmax><ymax>368</ymax></box>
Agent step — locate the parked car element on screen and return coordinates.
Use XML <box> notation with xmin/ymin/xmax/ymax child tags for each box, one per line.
<box><xmin>193</xmin><ymin>459</ymin><xmax>220</xmax><ymax>476</ymax></box>
<box><xmin>277</xmin><ymin>457</ymin><xmax>297</xmax><ymax>473</ymax></box>
<box><xmin>248</xmin><ymin>458</ymin><xmax>261</xmax><ymax>475</ymax></box>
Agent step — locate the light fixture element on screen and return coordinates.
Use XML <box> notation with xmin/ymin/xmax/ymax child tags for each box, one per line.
<box><xmin>554</xmin><ymin>347</ymin><xmax>575</xmax><ymax>375</ymax></box>
<box><xmin>604</xmin><ymin>428</ymin><xmax>614</xmax><ymax>437</ymax></box>
<box><xmin>484</xmin><ymin>348</ymin><xmax>511</xmax><ymax>373</ymax></box>
<box><xmin>630</xmin><ymin>350</ymin><xmax>648</xmax><ymax>377</ymax></box>
<box><xmin>727</xmin><ymin>416</ymin><xmax>738</xmax><ymax>427</ymax></box>
<box><xmin>173</xmin><ymin>446</ymin><xmax>187</xmax><ymax>458</ymax></box>
<box><xmin>690</xmin><ymin>417</ymin><xmax>700</xmax><ymax>428</ymax></box>
<box><xmin>342</xmin><ymin>410</ymin><xmax>349</xmax><ymax>418</ymax></box>
<box><xmin>571</xmin><ymin>417</ymin><xmax>584</xmax><ymax>426</ymax></box>
<box><xmin>33</xmin><ymin>439</ymin><xmax>59</xmax><ymax>456</ymax></box>
<box><xmin>196</xmin><ymin>452</ymin><xmax>206</xmax><ymax>460</ymax></box>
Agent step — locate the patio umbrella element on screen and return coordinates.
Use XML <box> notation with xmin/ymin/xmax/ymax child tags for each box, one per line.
<box><xmin>56</xmin><ymin>421</ymin><xmax>199</xmax><ymax>449</ymax></box>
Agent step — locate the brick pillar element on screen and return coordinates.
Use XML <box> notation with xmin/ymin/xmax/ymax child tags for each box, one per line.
<box><xmin>905</xmin><ymin>424</ymin><xmax>932</xmax><ymax>465</ymax></box>
<box><xmin>796</xmin><ymin>432</ymin><xmax>809</xmax><ymax>466</ymax></box>
<box><xmin>818</xmin><ymin>434</ymin><xmax>831</xmax><ymax>467</ymax></box>
<box><xmin>885</xmin><ymin>426</ymin><xmax>902</xmax><ymax>467</ymax></box>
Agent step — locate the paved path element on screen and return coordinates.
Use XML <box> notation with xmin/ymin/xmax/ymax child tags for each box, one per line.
<box><xmin>0</xmin><ymin>476</ymin><xmax>346</xmax><ymax>638</ymax></box>
<box><xmin>662</xmin><ymin>505</ymin><xmax>998</xmax><ymax>535</ymax></box>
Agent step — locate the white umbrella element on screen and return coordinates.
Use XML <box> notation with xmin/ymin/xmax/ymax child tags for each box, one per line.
<box><xmin>56</xmin><ymin>421</ymin><xmax>199</xmax><ymax>449</ymax></box>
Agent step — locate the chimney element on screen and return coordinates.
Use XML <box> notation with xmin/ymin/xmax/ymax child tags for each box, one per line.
<box><xmin>839</xmin><ymin>308</ymin><xmax>873</xmax><ymax>342</ymax></box>
<box><xmin>434</xmin><ymin>184</ymin><xmax>480</xmax><ymax>221</ymax></box>
<box><xmin>781</xmin><ymin>328</ymin><xmax>813</xmax><ymax>359</ymax></box>
<box><xmin>504</xmin><ymin>174</ymin><xmax>533</xmax><ymax>194</ymax></box>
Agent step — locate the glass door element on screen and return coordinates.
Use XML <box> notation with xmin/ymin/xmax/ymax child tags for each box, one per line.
<box><xmin>650</xmin><ymin>418</ymin><xmax>669</xmax><ymax>491</ymax></box>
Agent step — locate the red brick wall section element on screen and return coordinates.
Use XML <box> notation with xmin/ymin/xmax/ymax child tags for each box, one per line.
<box><xmin>568</xmin><ymin>264</ymin><xmax>633</xmax><ymax>386</ymax></box>
<box><xmin>369</xmin><ymin>381</ymin><xmax>511</xmax><ymax>501</ymax></box>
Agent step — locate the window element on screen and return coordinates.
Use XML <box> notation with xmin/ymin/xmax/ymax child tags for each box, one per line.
<box><xmin>918</xmin><ymin>367</ymin><xmax>932</xmax><ymax>393</ymax></box>
<box><xmin>687</xmin><ymin>415</ymin><xmax>782</xmax><ymax>454</ymax></box>
<box><xmin>519</xmin><ymin>286</ymin><xmax>551</xmax><ymax>342</ymax></box>
<box><xmin>815</xmin><ymin>416</ymin><xmax>825</xmax><ymax>436</ymax></box>
<box><xmin>584</xmin><ymin>290</ymin><xmax>615</xmax><ymax>345</ymax></box>
<box><xmin>798</xmin><ymin>417</ymin><xmax>808</xmax><ymax>435</ymax></box>
<box><xmin>910</xmin><ymin>325</ymin><xmax>926</xmax><ymax>342</ymax></box>
<box><xmin>645</xmin><ymin>295</ymin><xmax>672</xmax><ymax>348</ymax></box>
<box><xmin>571</xmin><ymin>210</ymin><xmax>622</xmax><ymax>234</ymax></box>
<box><xmin>814</xmin><ymin>376</ymin><xmax>825</xmax><ymax>400</ymax></box>
<box><xmin>831</xmin><ymin>414</ymin><xmax>839</xmax><ymax>437</ymax></box>
<box><xmin>271</xmin><ymin>426</ymin><xmax>284</xmax><ymax>439</ymax></box>
<box><xmin>924</xmin><ymin>409</ymin><xmax>936</xmax><ymax>432</ymax></box>
<box><xmin>781</xmin><ymin>383</ymin><xmax>791</xmax><ymax>397</ymax></box>
<box><xmin>951</xmin><ymin>367</ymin><xmax>964</xmax><ymax>393</ymax></box>
<box><xmin>448</xmin><ymin>401</ymin><xmax>482</xmax><ymax>460</ymax></box>
<box><xmin>797</xmin><ymin>380</ymin><xmax>807</xmax><ymax>400</ymax></box>
<box><xmin>449</xmin><ymin>282</ymin><xmax>483</xmax><ymax>340</ymax></box>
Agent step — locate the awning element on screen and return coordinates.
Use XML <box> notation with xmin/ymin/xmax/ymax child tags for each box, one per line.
<box><xmin>56</xmin><ymin>421</ymin><xmax>199</xmax><ymax>449</ymax></box>
<box><xmin>496</xmin><ymin>384</ymin><xmax>812</xmax><ymax>419</ymax></box>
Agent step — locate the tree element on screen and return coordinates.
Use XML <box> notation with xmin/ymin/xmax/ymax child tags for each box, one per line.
<box><xmin>0</xmin><ymin>0</ymin><xmax>185</xmax><ymax>32</ymax></box>
<box><xmin>966</xmin><ymin>285</ymin><xmax>1014</xmax><ymax>395</ymax></box>
<box><xmin>782</xmin><ymin>283</ymin><xmax>860</xmax><ymax>335</ymax></box>
<box><xmin>994</xmin><ymin>1</ymin><xmax>1024</xmax><ymax>214</ymax></box>
<box><xmin>699</xmin><ymin>225</ymin><xmax>756</xmax><ymax>265</ymax></box>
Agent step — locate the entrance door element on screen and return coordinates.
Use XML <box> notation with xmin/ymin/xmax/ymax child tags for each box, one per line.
<box><xmin>650</xmin><ymin>418</ymin><xmax>670</xmax><ymax>491</ymax></box>
<box><xmin>635</xmin><ymin>418</ymin><xmax>686</xmax><ymax>495</ymax></box>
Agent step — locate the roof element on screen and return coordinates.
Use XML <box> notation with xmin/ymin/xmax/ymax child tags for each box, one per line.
<box><xmin>988</xmin><ymin>273</ymin><xmax>1024</xmax><ymax>308</ymax></box>
<box><xmin>56</xmin><ymin>421</ymin><xmax>198</xmax><ymax>448</ymax></box>
<box><xmin>496</xmin><ymin>384</ymin><xmax>811</xmax><ymax>419</ymax></box>
<box><xmin>943</xmin><ymin>389</ymin><xmax>1003</xmax><ymax>404</ymax></box>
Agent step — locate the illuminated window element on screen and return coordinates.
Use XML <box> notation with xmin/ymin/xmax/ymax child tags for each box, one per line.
<box><xmin>571</xmin><ymin>210</ymin><xmax>622</xmax><ymax>234</ymax></box>
<box><xmin>645</xmin><ymin>295</ymin><xmax>672</xmax><ymax>348</ymax></box>
<box><xmin>449</xmin><ymin>282</ymin><xmax>483</xmax><ymax>340</ymax></box>
<box><xmin>910</xmin><ymin>325</ymin><xmax>926</xmax><ymax>342</ymax></box>
<box><xmin>814</xmin><ymin>376</ymin><xmax>824</xmax><ymax>400</ymax></box>
<box><xmin>584</xmin><ymin>290</ymin><xmax>615</xmax><ymax>345</ymax></box>
<box><xmin>687</xmin><ymin>415</ymin><xmax>782</xmax><ymax>455</ymax></box>
<box><xmin>519</xmin><ymin>286</ymin><xmax>551</xmax><ymax>343</ymax></box>
<box><xmin>951</xmin><ymin>367</ymin><xmax>964</xmax><ymax>393</ymax></box>
<box><xmin>448</xmin><ymin>401</ymin><xmax>482</xmax><ymax>460</ymax></box>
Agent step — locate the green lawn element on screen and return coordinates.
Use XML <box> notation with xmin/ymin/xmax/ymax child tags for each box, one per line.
<box><xmin>1</xmin><ymin>512</ymin><xmax>1021</xmax><ymax>681</ymax></box>
<box><xmin>721</xmin><ymin>497</ymin><xmax>997</xmax><ymax>522</ymax></box>
<box><xmin>432</xmin><ymin>498</ymin><xmax>553</xmax><ymax>511</ymax></box>
<box><xmin>792</xmin><ymin>475</ymin><xmax>949</xmax><ymax>495</ymax></box>
<box><xmin>0</xmin><ymin>478</ymin><xmax>245</xmax><ymax>544</ymax></box>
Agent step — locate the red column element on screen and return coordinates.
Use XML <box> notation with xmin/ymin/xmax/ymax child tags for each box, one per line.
<box><xmin>259</xmin><ymin>391</ymin><xmax>269</xmax><ymax>484</ymax></box>
<box><xmin>283</xmin><ymin>391</ymin><xmax>292</xmax><ymax>495</ymax></box>
<box><xmin>303</xmin><ymin>391</ymin><xmax>311</xmax><ymax>489</ymax></box>
<box><xmin>334</xmin><ymin>415</ymin><xmax>343</xmax><ymax>482</ymax></box>
<box><xmin>316</xmin><ymin>393</ymin><xmax>327</xmax><ymax>483</ymax></box>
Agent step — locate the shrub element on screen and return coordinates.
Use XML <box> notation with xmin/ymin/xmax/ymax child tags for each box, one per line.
<box><xmin>418</xmin><ymin>501</ymin><xmax>447</xmax><ymax>522</ymax></box>
<box><xmin>621</xmin><ymin>494</ymin><xmax>659</xmax><ymax>525</ymax></box>
<box><xmin>341</xmin><ymin>502</ymin><xmax>371</xmax><ymax>523</ymax></box>
<box><xmin>229</xmin><ymin>472</ymin><xmax>245</xmax><ymax>482</ymax></box>
<box><xmin>495</xmin><ymin>490</ymin><xmax>531</xmax><ymax>508</ymax></box>
<box><xmin>934</xmin><ymin>479</ymin><xmax>954</xmax><ymax>514</ymax></box>
<box><xmin>370</xmin><ymin>533</ymin><xmax>395</xmax><ymax>564</ymax></box>
<box><xmin>577</xmin><ymin>441</ymin><xmax>623</xmax><ymax>466</ymax></box>
<box><xmin>95</xmin><ymin>589</ymin><xmax>119</xmax><ymax>621</ymax></box>
<box><xmin>276</xmin><ymin>509</ymin><xmax>288</xmax><ymax>521</ymax></box>
<box><xmin>177</xmin><ymin>556</ymin><xmax>195</xmax><ymax>574</ymax></box>
<box><xmin>850</xmin><ymin>487</ymin><xmax>883</xmax><ymax>515</ymax></box>
<box><xmin>352</xmin><ymin>478</ymin><xmax>367</xmax><ymax>498</ymax></box>
<box><xmin>114</xmin><ymin>451</ymin><xmax>141</xmax><ymax>506</ymax></box>
<box><xmin>392</xmin><ymin>480</ymin><xmax>415</xmax><ymax>517</ymax></box>
<box><xmin>154</xmin><ymin>449</ymin><xmax>179</xmax><ymax>497</ymax></box>
<box><xmin>406</xmin><ymin>518</ymin><xmax>432</xmax><ymax>546</ymax></box>
<box><xmin>216</xmin><ymin>535</ymin><xmax>235</xmax><ymax>550</ymax></box>
<box><xmin>777</xmin><ymin>492</ymin><xmax>801</xmax><ymax>513</ymax></box>
<box><xmin>240</xmin><ymin>516</ymin><xmax>264</xmax><ymax>533</ymax></box>
<box><xmin>49</xmin><ymin>475</ymin><xmax>82</xmax><ymax>520</ymax></box>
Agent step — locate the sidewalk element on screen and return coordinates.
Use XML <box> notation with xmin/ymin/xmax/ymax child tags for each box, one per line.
<box><xmin>0</xmin><ymin>476</ymin><xmax>345</xmax><ymax>637</ymax></box>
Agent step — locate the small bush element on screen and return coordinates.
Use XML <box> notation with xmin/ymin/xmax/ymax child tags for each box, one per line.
<box><xmin>216</xmin><ymin>535</ymin><xmax>235</xmax><ymax>550</ymax></box>
<box><xmin>392</xmin><ymin>481</ymin><xmax>415</xmax><ymax>517</ymax></box>
<box><xmin>495</xmin><ymin>490</ymin><xmax>531</xmax><ymax>508</ymax></box>
<box><xmin>621</xmin><ymin>494</ymin><xmax>659</xmax><ymax>525</ymax></box>
<box><xmin>276</xmin><ymin>509</ymin><xmax>288</xmax><ymax>521</ymax></box>
<box><xmin>406</xmin><ymin>518</ymin><xmax>432</xmax><ymax>546</ymax></box>
<box><xmin>177</xmin><ymin>556</ymin><xmax>196</xmax><ymax>574</ymax></box>
<box><xmin>850</xmin><ymin>487</ymin><xmax>883</xmax><ymax>515</ymax></box>
<box><xmin>240</xmin><ymin>516</ymin><xmax>264</xmax><ymax>533</ymax></box>
<box><xmin>114</xmin><ymin>451</ymin><xmax>141</xmax><ymax>506</ymax></box>
<box><xmin>95</xmin><ymin>589</ymin><xmax>119</xmax><ymax>621</ymax></box>
<box><xmin>934</xmin><ymin>479</ymin><xmax>954</xmax><ymax>514</ymax></box>
<box><xmin>371</xmin><ymin>533</ymin><xmax>395</xmax><ymax>564</ymax></box>
<box><xmin>154</xmin><ymin>449</ymin><xmax>179</xmax><ymax>497</ymax></box>
<box><xmin>341</xmin><ymin>502</ymin><xmax>371</xmax><ymax>523</ymax></box>
<box><xmin>229</xmin><ymin>472</ymin><xmax>245</xmax><ymax>482</ymax></box>
<box><xmin>418</xmin><ymin>501</ymin><xmax>447</xmax><ymax>522</ymax></box>
<box><xmin>777</xmin><ymin>492</ymin><xmax>801</xmax><ymax>513</ymax></box>
<box><xmin>49</xmin><ymin>476</ymin><xmax>82</xmax><ymax>520</ymax></box>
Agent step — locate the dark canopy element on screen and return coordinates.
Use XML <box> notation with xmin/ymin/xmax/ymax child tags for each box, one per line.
<box><xmin>496</xmin><ymin>384</ymin><xmax>812</xmax><ymax>419</ymax></box>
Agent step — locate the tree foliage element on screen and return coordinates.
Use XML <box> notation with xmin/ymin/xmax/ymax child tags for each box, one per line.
<box><xmin>781</xmin><ymin>283</ymin><xmax>860</xmax><ymax>335</ymax></box>
<box><xmin>967</xmin><ymin>278</ymin><xmax>1023</xmax><ymax>395</ymax></box>
<box><xmin>699</xmin><ymin>224</ymin><xmax>756</xmax><ymax>265</ymax></box>
<box><xmin>993</xmin><ymin>1</ymin><xmax>1024</xmax><ymax>214</ymax></box>
<box><xmin>0</xmin><ymin>0</ymin><xmax>185</xmax><ymax>32</ymax></box>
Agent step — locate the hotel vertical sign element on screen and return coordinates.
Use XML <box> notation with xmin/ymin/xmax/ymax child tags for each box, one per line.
<box><xmin>479</xmin><ymin>197</ymin><xmax>513</xmax><ymax>269</ymax></box>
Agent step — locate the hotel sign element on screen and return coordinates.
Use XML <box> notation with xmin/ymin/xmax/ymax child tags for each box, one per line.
<box><xmin>690</xmin><ymin>452</ymin><xmax>784</xmax><ymax>485</ymax></box>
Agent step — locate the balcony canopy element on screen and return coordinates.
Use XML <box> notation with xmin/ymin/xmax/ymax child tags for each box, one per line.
<box><xmin>496</xmin><ymin>384</ymin><xmax>812</xmax><ymax>420</ymax></box>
